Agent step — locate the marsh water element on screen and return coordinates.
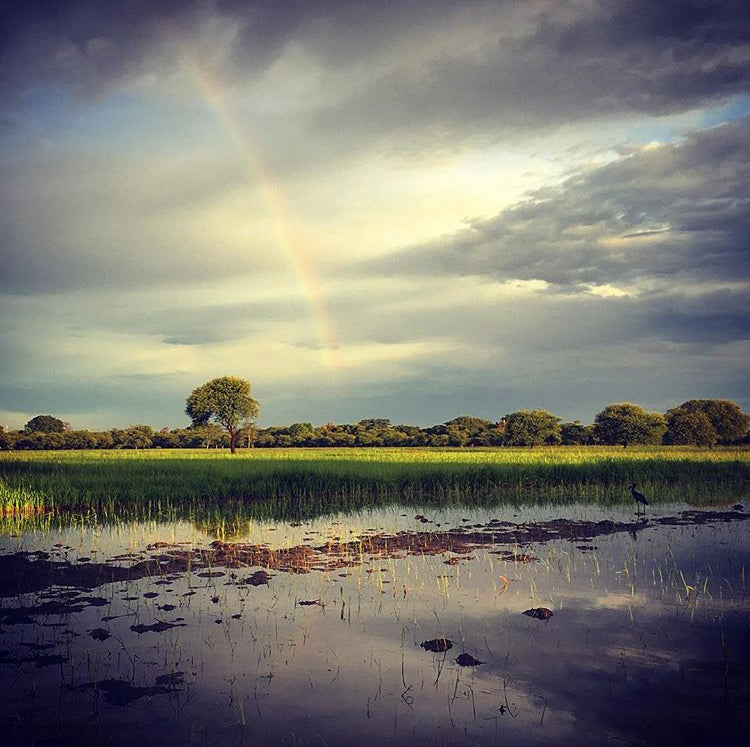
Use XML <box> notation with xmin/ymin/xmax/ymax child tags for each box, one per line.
<box><xmin>1</xmin><ymin>499</ymin><xmax>748</xmax><ymax>746</ymax></box>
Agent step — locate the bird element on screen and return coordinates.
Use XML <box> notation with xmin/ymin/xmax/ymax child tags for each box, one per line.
<box><xmin>630</xmin><ymin>483</ymin><xmax>648</xmax><ymax>514</ymax></box>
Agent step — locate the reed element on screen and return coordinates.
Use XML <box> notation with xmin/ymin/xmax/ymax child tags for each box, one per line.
<box><xmin>0</xmin><ymin>447</ymin><xmax>747</xmax><ymax>525</ymax></box>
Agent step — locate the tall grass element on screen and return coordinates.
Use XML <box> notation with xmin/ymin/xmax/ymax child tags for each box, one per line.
<box><xmin>1</xmin><ymin>447</ymin><xmax>747</xmax><ymax>526</ymax></box>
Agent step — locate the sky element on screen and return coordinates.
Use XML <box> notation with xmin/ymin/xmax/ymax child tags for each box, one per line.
<box><xmin>1</xmin><ymin>0</ymin><xmax>748</xmax><ymax>430</ymax></box>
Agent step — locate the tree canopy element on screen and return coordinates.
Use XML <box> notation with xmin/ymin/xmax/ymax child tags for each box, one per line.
<box><xmin>3</xmin><ymin>397</ymin><xmax>746</xmax><ymax>451</ymax></box>
<box><xmin>664</xmin><ymin>409</ymin><xmax>717</xmax><ymax>446</ymax></box>
<box><xmin>186</xmin><ymin>376</ymin><xmax>260</xmax><ymax>453</ymax></box>
<box><xmin>560</xmin><ymin>421</ymin><xmax>595</xmax><ymax>445</ymax></box>
<box><xmin>503</xmin><ymin>410</ymin><xmax>562</xmax><ymax>447</ymax></box>
<box><xmin>24</xmin><ymin>415</ymin><xmax>68</xmax><ymax>433</ymax></box>
<box><xmin>674</xmin><ymin>399</ymin><xmax>749</xmax><ymax>443</ymax></box>
<box><xmin>122</xmin><ymin>425</ymin><xmax>155</xmax><ymax>449</ymax></box>
<box><xmin>593</xmin><ymin>403</ymin><xmax>666</xmax><ymax>446</ymax></box>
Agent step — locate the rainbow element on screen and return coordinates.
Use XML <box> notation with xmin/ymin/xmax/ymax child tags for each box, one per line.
<box><xmin>180</xmin><ymin>49</ymin><xmax>341</xmax><ymax>369</ymax></box>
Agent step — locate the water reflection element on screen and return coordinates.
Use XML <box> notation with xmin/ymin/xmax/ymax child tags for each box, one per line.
<box><xmin>0</xmin><ymin>501</ymin><xmax>748</xmax><ymax>746</ymax></box>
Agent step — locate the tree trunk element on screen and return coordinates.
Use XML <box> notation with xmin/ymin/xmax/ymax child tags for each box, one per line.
<box><xmin>229</xmin><ymin>429</ymin><xmax>237</xmax><ymax>454</ymax></box>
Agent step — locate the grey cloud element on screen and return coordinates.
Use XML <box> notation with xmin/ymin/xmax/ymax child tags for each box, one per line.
<box><xmin>637</xmin><ymin>288</ymin><xmax>750</xmax><ymax>344</ymax></box>
<box><xmin>0</xmin><ymin>151</ymin><xmax>277</xmax><ymax>294</ymax></box>
<box><xmin>2</xmin><ymin>280</ymin><xmax>747</xmax><ymax>427</ymax></box>
<box><xmin>2</xmin><ymin>1</ymin><xmax>749</xmax><ymax>429</ymax></box>
<box><xmin>2</xmin><ymin>2</ymin><xmax>748</xmax><ymax>148</ymax></box>
<box><xmin>0</xmin><ymin>227</ymin><xmax>275</xmax><ymax>294</ymax></box>
<box><xmin>368</xmin><ymin>116</ymin><xmax>750</xmax><ymax>289</ymax></box>
<box><xmin>326</xmin><ymin>282</ymin><xmax>748</xmax><ymax>357</ymax></box>
<box><xmin>118</xmin><ymin>299</ymin><xmax>309</xmax><ymax>346</ymax></box>
<box><xmin>0</xmin><ymin>374</ymin><xmax>190</xmax><ymax>427</ymax></box>
<box><xmin>266</xmin><ymin>337</ymin><xmax>747</xmax><ymax>426</ymax></box>
<box><xmin>287</xmin><ymin>339</ymin><xmax>340</xmax><ymax>351</ymax></box>
<box><xmin>0</xmin><ymin>0</ymin><xmax>458</xmax><ymax>100</ymax></box>
<box><xmin>308</xmin><ymin>0</ymin><xmax>750</xmax><ymax>152</ymax></box>
<box><xmin>162</xmin><ymin>335</ymin><xmax>226</xmax><ymax>346</ymax></box>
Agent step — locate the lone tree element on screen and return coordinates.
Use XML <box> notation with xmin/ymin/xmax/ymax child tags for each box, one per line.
<box><xmin>503</xmin><ymin>409</ymin><xmax>562</xmax><ymax>447</ymax></box>
<box><xmin>186</xmin><ymin>376</ymin><xmax>260</xmax><ymax>454</ymax></box>
<box><xmin>24</xmin><ymin>415</ymin><xmax>68</xmax><ymax>433</ymax></box>
<box><xmin>593</xmin><ymin>403</ymin><xmax>666</xmax><ymax>446</ymax></box>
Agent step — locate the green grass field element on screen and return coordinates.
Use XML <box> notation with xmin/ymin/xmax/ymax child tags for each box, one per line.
<box><xmin>1</xmin><ymin>447</ymin><xmax>748</xmax><ymax>526</ymax></box>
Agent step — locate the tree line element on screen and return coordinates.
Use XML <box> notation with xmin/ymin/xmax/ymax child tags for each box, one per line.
<box><xmin>1</xmin><ymin>398</ymin><xmax>747</xmax><ymax>451</ymax></box>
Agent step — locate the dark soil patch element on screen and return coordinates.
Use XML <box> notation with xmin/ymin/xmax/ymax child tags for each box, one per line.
<box><xmin>27</xmin><ymin>654</ymin><xmax>68</xmax><ymax>667</ymax></box>
<box><xmin>0</xmin><ymin>651</ymin><xmax>68</xmax><ymax>668</ymax></box>
<box><xmin>1</xmin><ymin>509</ymin><xmax>745</xmax><ymax>598</ymax></box>
<box><xmin>0</xmin><ymin>596</ymin><xmax>109</xmax><ymax>623</ymax></box>
<box><xmin>69</xmin><ymin>672</ymin><xmax>184</xmax><ymax>706</ymax></box>
<box><xmin>421</xmin><ymin>638</ymin><xmax>453</xmax><ymax>653</ymax></box>
<box><xmin>245</xmin><ymin>570</ymin><xmax>272</xmax><ymax>586</ymax></box>
<box><xmin>523</xmin><ymin>608</ymin><xmax>553</xmax><ymax>620</ymax></box>
<box><xmin>130</xmin><ymin>621</ymin><xmax>186</xmax><ymax>634</ymax></box>
<box><xmin>456</xmin><ymin>653</ymin><xmax>483</xmax><ymax>666</ymax></box>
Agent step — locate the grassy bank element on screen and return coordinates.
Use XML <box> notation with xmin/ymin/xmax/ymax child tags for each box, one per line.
<box><xmin>1</xmin><ymin>447</ymin><xmax>747</xmax><ymax>522</ymax></box>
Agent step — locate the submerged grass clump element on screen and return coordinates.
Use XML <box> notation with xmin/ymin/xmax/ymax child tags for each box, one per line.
<box><xmin>0</xmin><ymin>446</ymin><xmax>747</xmax><ymax>526</ymax></box>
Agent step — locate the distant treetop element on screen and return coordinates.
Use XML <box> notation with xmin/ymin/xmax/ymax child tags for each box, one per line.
<box><xmin>24</xmin><ymin>415</ymin><xmax>68</xmax><ymax>433</ymax></box>
<box><xmin>3</xmin><ymin>396</ymin><xmax>746</xmax><ymax>451</ymax></box>
<box><xmin>502</xmin><ymin>410</ymin><xmax>562</xmax><ymax>447</ymax></box>
<box><xmin>674</xmin><ymin>399</ymin><xmax>749</xmax><ymax>443</ymax></box>
<box><xmin>593</xmin><ymin>403</ymin><xmax>666</xmax><ymax>447</ymax></box>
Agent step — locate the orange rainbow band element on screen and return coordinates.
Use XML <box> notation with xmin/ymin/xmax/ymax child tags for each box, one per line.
<box><xmin>182</xmin><ymin>50</ymin><xmax>340</xmax><ymax>369</ymax></box>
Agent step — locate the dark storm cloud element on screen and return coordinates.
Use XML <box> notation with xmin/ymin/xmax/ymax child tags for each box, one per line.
<box><xmin>311</xmin><ymin>0</ymin><xmax>750</xmax><ymax>150</ymax></box>
<box><xmin>368</xmin><ymin>116</ymin><xmax>750</xmax><ymax>289</ymax></box>
<box><xmin>325</xmin><ymin>281</ymin><xmax>748</xmax><ymax>359</ymax></box>
<box><xmin>2</xmin><ymin>1</ymin><xmax>749</xmax><ymax>140</ymax></box>
<box><xmin>638</xmin><ymin>287</ymin><xmax>750</xmax><ymax>344</ymax></box>
<box><xmin>2</xmin><ymin>1</ymin><xmax>749</xmax><ymax>295</ymax></box>
<box><xmin>0</xmin><ymin>0</ymin><xmax>431</xmax><ymax>99</ymax></box>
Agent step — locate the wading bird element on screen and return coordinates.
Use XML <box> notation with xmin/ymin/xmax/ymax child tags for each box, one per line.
<box><xmin>630</xmin><ymin>483</ymin><xmax>648</xmax><ymax>515</ymax></box>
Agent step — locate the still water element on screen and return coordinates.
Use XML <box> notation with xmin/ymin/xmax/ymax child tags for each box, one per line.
<box><xmin>1</xmin><ymin>501</ymin><xmax>748</xmax><ymax>746</ymax></box>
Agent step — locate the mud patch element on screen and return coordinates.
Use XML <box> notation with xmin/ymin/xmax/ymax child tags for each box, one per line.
<box><xmin>130</xmin><ymin>621</ymin><xmax>186</xmax><ymax>634</ymax></box>
<box><xmin>523</xmin><ymin>608</ymin><xmax>553</xmax><ymax>620</ymax></box>
<box><xmin>245</xmin><ymin>570</ymin><xmax>272</xmax><ymax>586</ymax></box>
<box><xmin>69</xmin><ymin>672</ymin><xmax>184</xmax><ymax>706</ymax></box>
<box><xmin>1</xmin><ymin>509</ymin><xmax>746</xmax><ymax>599</ymax></box>
<box><xmin>0</xmin><ymin>596</ymin><xmax>109</xmax><ymax>623</ymax></box>
<box><xmin>421</xmin><ymin>638</ymin><xmax>453</xmax><ymax>653</ymax></box>
<box><xmin>456</xmin><ymin>653</ymin><xmax>483</xmax><ymax>666</ymax></box>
